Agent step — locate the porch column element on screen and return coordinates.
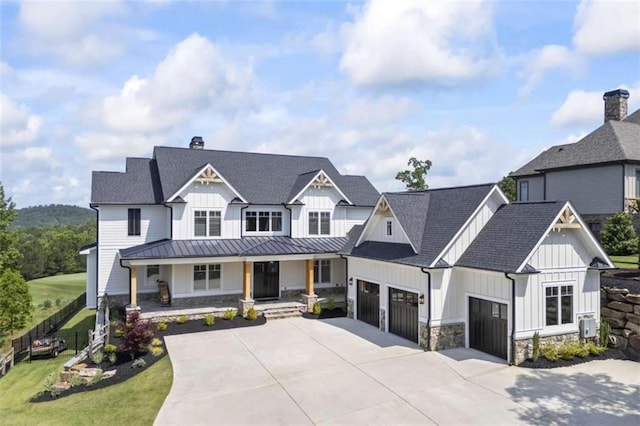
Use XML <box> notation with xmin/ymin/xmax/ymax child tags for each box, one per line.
<box><xmin>302</xmin><ymin>259</ymin><xmax>318</xmax><ymax>312</ymax></box>
<box><xmin>130</xmin><ymin>265</ymin><xmax>137</xmax><ymax>306</ymax></box>
<box><xmin>239</xmin><ymin>261</ymin><xmax>255</xmax><ymax>317</ymax></box>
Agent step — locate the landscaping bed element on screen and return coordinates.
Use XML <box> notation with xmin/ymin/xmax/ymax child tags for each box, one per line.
<box><xmin>519</xmin><ymin>348</ymin><xmax>628</xmax><ymax>369</ymax></box>
<box><xmin>31</xmin><ymin>312</ymin><xmax>265</xmax><ymax>402</ymax></box>
<box><xmin>302</xmin><ymin>307</ymin><xmax>346</xmax><ymax>320</ymax></box>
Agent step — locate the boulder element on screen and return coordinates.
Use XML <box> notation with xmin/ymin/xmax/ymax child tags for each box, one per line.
<box><xmin>52</xmin><ymin>381</ymin><xmax>71</xmax><ymax>391</ymax></box>
<box><xmin>607</xmin><ymin>293</ymin><xmax>628</xmax><ymax>302</ymax></box>
<box><xmin>625</xmin><ymin>312</ymin><xmax>640</xmax><ymax>323</ymax></box>
<box><xmin>625</xmin><ymin>321</ymin><xmax>640</xmax><ymax>334</ymax></box>
<box><xmin>601</xmin><ymin>307</ymin><xmax>627</xmax><ymax>319</ymax></box>
<box><xmin>604</xmin><ymin>317</ymin><xmax>627</xmax><ymax>328</ymax></box>
<box><xmin>629</xmin><ymin>335</ymin><xmax>640</xmax><ymax>352</ymax></box>
<box><xmin>607</xmin><ymin>301</ymin><xmax>634</xmax><ymax>313</ymax></box>
<box><xmin>626</xmin><ymin>293</ymin><xmax>640</xmax><ymax>304</ymax></box>
<box><xmin>606</xmin><ymin>287</ymin><xmax>629</xmax><ymax>295</ymax></box>
<box><xmin>70</xmin><ymin>363</ymin><xmax>87</xmax><ymax>371</ymax></box>
<box><xmin>609</xmin><ymin>335</ymin><xmax>628</xmax><ymax>349</ymax></box>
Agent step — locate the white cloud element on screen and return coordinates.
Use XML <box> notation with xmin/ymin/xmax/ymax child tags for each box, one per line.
<box><xmin>0</xmin><ymin>93</ymin><xmax>42</xmax><ymax>147</ymax></box>
<box><xmin>95</xmin><ymin>33</ymin><xmax>253</xmax><ymax>134</ymax></box>
<box><xmin>339</xmin><ymin>0</ymin><xmax>502</xmax><ymax>86</ymax></box>
<box><xmin>551</xmin><ymin>82</ymin><xmax>640</xmax><ymax>127</ymax></box>
<box><xmin>345</xmin><ymin>96</ymin><xmax>415</xmax><ymax>127</ymax></box>
<box><xmin>573</xmin><ymin>0</ymin><xmax>640</xmax><ymax>55</ymax></box>
<box><xmin>74</xmin><ymin>132</ymin><xmax>165</xmax><ymax>161</ymax></box>
<box><xmin>518</xmin><ymin>45</ymin><xmax>585</xmax><ymax>96</ymax></box>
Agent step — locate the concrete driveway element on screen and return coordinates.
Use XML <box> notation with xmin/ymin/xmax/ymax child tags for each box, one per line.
<box><xmin>156</xmin><ymin>318</ymin><xmax>639</xmax><ymax>425</ymax></box>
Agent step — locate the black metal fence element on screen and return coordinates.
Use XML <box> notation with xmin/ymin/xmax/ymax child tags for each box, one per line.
<box><xmin>11</xmin><ymin>292</ymin><xmax>87</xmax><ymax>364</ymax></box>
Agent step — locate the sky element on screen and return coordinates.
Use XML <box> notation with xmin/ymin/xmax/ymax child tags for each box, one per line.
<box><xmin>1</xmin><ymin>0</ymin><xmax>639</xmax><ymax>209</ymax></box>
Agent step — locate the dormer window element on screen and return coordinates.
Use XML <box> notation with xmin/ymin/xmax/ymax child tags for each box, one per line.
<box><xmin>245</xmin><ymin>211</ymin><xmax>282</xmax><ymax>233</ymax></box>
<box><xmin>194</xmin><ymin>210</ymin><xmax>221</xmax><ymax>237</ymax></box>
<box><xmin>386</xmin><ymin>220</ymin><xmax>393</xmax><ymax>236</ymax></box>
<box><xmin>309</xmin><ymin>211</ymin><xmax>330</xmax><ymax>235</ymax></box>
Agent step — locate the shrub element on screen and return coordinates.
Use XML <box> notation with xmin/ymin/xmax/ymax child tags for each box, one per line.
<box><xmin>87</xmin><ymin>369</ymin><xmax>104</xmax><ymax>386</ymax></box>
<box><xmin>90</xmin><ymin>350</ymin><xmax>104</xmax><ymax>365</ymax></box>
<box><xmin>327</xmin><ymin>296</ymin><xmax>335</xmax><ymax>311</ymax></box>
<box><xmin>150</xmin><ymin>346</ymin><xmax>164</xmax><ymax>357</ymax></box>
<box><xmin>245</xmin><ymin>307</ymin><xmax>258</xmax><ymax>321</ymax></box>
<box><xmin>132</xmin><ymin>358</ymin><xmax>147</xmax><ymax>369</ymax></box>
<box><xmin>541</xmin><ymin>344</ymin><xmax>559</xmax><ymax>361</ymax></box>
<box><xmin>115</xmin><ymin>328</ymin><xmax>125</xmax><ymax>338</ymax></box>
<box><xmin>176</xmin><ymin>315</ymin><xmax>188</xmax><ymax>324</ymax></box>
<box><xmin>107</xmin><ymin>351</ymin><xmax>117</xmax><ymax>365</ymax></box>
<box><xmin>151</xmin><ymin>337</ymin><xmax>162</xmax><ymax>347</ymax></box>
<box><xmin>43</xmin><ymin>299</ymin><xmax>52</xmax><ymax>309</ymax></box>
<box><xmin>55</xmin><ymin>298</ymin><xmax>63</xmax><ymax>307</ymax></box>
<box><xmin>532</xmin><ymin>332</ymin><xmax>540</xmax><ymax>362</ymax></box>
<box><xmin>600</xmin><ymin>213</ymin><xmax>638</xmax><ymax>255</ymax></box>
<box><xmin>558</xmin><ymin>341</ymin><xmax>588</xmax><ymax>360</ymax></box>
<box><xmin>69</xmin><ymin>373</ymin><xmax>83</xmax><ymax>388</ymax></box>
<box><xmin>104</xmin><ymin>344</ymin><xmax>117</xmax><ymax>353</ymax></box>
<box><xmin>600</xmin><ymin>321</ymin><xmax>611</xmax><ymax>348</ymax></box>
<box><xmin>116</xmin><ymin>311</ymin><xmax>155</xmax><ymax>360</ymax></box>
<box><xmin>223</xmin><ymin>309</ymin><xmax>236</xmax><ymax>320</ymax></box>
<box><xmin>43</xmin><ymin>372</ymin><xmax>56</xmax><ymax>392</ymax></box>
<box><xmin>157</xmin><ymin>321</ymin><xmax>168</xmax><ymax>331</ymax></box>
<box><xmin>312</xmin><ymin>302</ymin><xmax>322</xmax><ymax>315</ymax></box>
<box><xmin>204</xmin><ymin>314</ymin><xmax>215</xmax><ymax>326</ymax></box>
<box><xmin>586</xmin><ymin>340</ymin><xmax>607</xmax><ymax>356</ymax></box>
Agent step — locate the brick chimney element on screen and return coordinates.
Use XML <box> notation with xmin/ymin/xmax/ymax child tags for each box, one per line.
<box><xmin>189</xmin><ymin>136</ymin><xmax>204</xmax><ymax>149</ymax></box>
<box><xmin>603</xmin><ymin>89</ymin><xmax>629</xmax><ymax>122</ymax></box>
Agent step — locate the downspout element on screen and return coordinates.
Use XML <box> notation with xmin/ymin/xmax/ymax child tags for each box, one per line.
<box><xmin>622</xmin><ymin>163</ymin><xmax>626</xmax><ymax>212</ymax></box>
<box><xmin>240</xmin><ymin>205</ymin><xmax>248</xmax><ymax>238</ymax></box>
<box><xmin>504</xmin><ymin>272</ymin><xmax>516</xmax><ymax>366</ymax></box>
<box><xmin>283</xmin><ymin>203</ymin><xmax>292</xmax><ymax>237</ymax></box>
<box><xmin>90</xmin><ymin>204</ymin><xmax>99</xmax><ymax>309</ymax></box>
<box><xmin>420</xmin><ymin>267</ymin><xmax>432</xmax><ymax>351</ymax></box>
<box><xmin>339</xmin><ymin>254</ymin><xmax>349</xmax><ymax>310</ymax></box>
<box><xmin>119</xmin><ymin>257</ymin><xmax>132</xmax><ymax>307</ymax></box>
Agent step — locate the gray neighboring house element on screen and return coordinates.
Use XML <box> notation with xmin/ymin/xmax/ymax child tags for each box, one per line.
<box><xmin>510</xmin><ymin>89</ymin><xmax>640</xmax><ymax>238</ymax></box>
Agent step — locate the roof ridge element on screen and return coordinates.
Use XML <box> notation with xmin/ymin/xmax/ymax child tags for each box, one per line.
<box><xmin>155</xmin><ymin>145</ymin><xmax>331</xmax><ymax>161</ymax></box>
<box><xmin>385</xmin><ymin>182</ymin><xmax>495</xmax><ymax>196</ymax></box>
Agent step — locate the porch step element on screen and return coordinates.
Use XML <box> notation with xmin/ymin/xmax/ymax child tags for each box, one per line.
<box><xmin>259</xmin><ymin>302</ymin><xmax>306</xmax><ymax>320</ymax></box>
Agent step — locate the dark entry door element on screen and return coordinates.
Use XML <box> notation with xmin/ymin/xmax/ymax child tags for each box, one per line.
<box><xmin>389</xmin><ymin>288</ymin><xmax>419</xmax><ymax>343</ymax></box>
<box><xmin>357</xmin><ymin>280</ymin><xmax>379</xmax><ymax>328</ymax></box>
<box><xmin>254</xmin><ymin>262</ymin><xmax>279</xmax><ymax>299</ymax></box>
<box><xmin>469</xmin><ymin>297</ymin><xmax>508</xmax><ymax>360</ymax></box>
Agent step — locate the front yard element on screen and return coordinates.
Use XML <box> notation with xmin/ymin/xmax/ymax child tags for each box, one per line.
<box><xmin>609</xmin><ymin>255</ymin><xmax>639</xmax><ymax>269</ymax></box>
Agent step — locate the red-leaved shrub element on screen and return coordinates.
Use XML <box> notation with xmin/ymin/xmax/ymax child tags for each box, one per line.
<box><xmin>116</xmin><ymin>311</ymin><xmax>155</xmax><ymax>360</ymax></box>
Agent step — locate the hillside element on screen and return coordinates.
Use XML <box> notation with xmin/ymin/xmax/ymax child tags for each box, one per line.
<box><xmin>13</xmin><ymin>204</ymin><xmax>95</xmax><ymax>228</ymax></box>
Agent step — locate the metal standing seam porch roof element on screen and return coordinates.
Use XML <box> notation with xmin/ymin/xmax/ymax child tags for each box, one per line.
<box><xmin>120</xmin><ymin>236</ymin><xmax>349</xmax><ymax>260</ymax></box>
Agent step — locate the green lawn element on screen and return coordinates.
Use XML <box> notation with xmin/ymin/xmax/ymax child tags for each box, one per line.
<box><xmin>0</xmin><ymin>309</ymin><xmax>173</xmax><ymax>425</ymax></box>
<box><xmin>609</xmin><ymin>255</ymin><xmax>639</xmax><ymax>269</ymax></box>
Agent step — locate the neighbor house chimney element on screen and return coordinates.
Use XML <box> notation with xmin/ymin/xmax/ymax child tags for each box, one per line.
<box><xmin>603</xmin><ymin>89</ymin><xmax>630</xmax><ymax>122</ymax></box>
<box><xmin>189</xmin><ymin>136</ymin><xmax>204</xmax><ymax>149</ymax></box>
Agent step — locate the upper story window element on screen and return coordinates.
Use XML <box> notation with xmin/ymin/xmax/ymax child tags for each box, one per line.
<box><xmin>309</xmin><ymin>211</ymin><xmax>330</xmax><ymax>235</ymax></box>
<box><xmin>128</xmin><ymin>208</ymin><xmax>141</xmax><ymax>236</ymax></box>
<box><xmin>519</xmin><ymin>180</ymin><xmax>529</xmax><ymax>202</ymax></box>
<box><xmin>545</xmin><ymin>284</ymin><xmax>573</xmax><ymax>326</ymax></box>
<box><xmin>386</xmin><ymin>220</ymin><xmax>393</xmax><ymax>236</ymax></box>
<box><xmin>635</xmin><ymin>169</ymin><xmax>640</xmax><ymax>197</ymax></box>
<box><xmin>194</xmin><ymin>210</ymin><xmax>221</xmax><ymax>237</ymax></box>
<box><xmin>245</xmin><ymin>211</ymin><xmax>282</xmax><ymax>232</ymax></box>
<box><xmin>314</xmin><ymin>260</ymin><xmax>331</xmax><ymax>284</ymax></box>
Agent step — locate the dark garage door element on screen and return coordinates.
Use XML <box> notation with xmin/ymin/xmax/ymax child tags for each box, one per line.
<box><xmin>389</xmin><ymin>288</ymin><xmax>419</xmax><ymax>343</ymax></box>
<box><xmin>357</xmin><ymin>280</ymin><xmax>379</xmax><ymax>328</ymax></box>
<box><xmin>469</xmin><ymin>297</ymin><xmax>508</xmax><ymax>360</ymax></box>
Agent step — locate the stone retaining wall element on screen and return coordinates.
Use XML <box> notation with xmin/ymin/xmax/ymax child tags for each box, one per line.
<box><xmin>601</xmin><ymin>286</ymin><xmax>640</xmax><ymax>360</ymax></box>
<box><xmin>514</xmin><ymin>332</ymin><xmax>579</xmax><ymax>365</ymax></box>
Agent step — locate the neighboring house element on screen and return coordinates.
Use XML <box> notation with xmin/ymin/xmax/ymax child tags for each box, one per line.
<box><xmin>510</xmin><ymin>89</ymin><xmax>640</xmax><ymax>239</ymax></box>
<box><xmin>82</xmin><ymin>137</ymin><xmax>379</xmax><ymax>314</ymax></box>
<box><xmin>340</xmin><ymin>184</ymin><xmax>613</xmax><ymax>364</ymax></box>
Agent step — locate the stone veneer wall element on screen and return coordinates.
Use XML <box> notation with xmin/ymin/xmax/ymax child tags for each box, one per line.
<box><xmin>379</xmin><ymin>308</ymin><xmax>386</xmax><ymax>331</ymax></box>
<box><xmin>346</xmin><ymin>298</ymin><xmax>354</xmax><ymax>319</ymax></box>
<box><xmin>426</xmin><ymin>323</ymin><xmax>465</xmax><ymax>351</ymax></box>
<box><xmin>601</xmin><ymin>286</ymin><xmax>640</xmax><ymax>360</ymax></box>
<box><xmin>514</xmin><ymin>332</ymin><xmax>580</xmax><ymax>365</ymax></box>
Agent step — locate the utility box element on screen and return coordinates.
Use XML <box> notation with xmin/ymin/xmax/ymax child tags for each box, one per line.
<box><xmin>579</xmin><ymin>318</ymin><xmax>597</xmax><ymax>338</ymax></box>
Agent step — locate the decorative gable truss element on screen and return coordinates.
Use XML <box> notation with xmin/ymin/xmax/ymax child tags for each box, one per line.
<box><xmin>166</xmin><ymin>163</ymin><xmax>247</xmax><ymax>203</ymax></box>
<box><xmin>288</xmin><ymin>170</ymin><xmax>352</xmax><ymax>206</ymax></box>
<box><xmin>552</xmin><ymin>207</ymin><xmax>581</xmax><ymax>231</ymax></box>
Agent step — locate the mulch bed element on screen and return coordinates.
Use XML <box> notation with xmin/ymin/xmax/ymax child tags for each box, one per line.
<box><xmin>519</xmin><ymin>348</ymin><xmax>628</xmax><ymax>369</ymax></box>
<box><xmin>31</xmin><ymin>315</ymin><xmax>266</xmax><ymax>402</ymax></box>
<box><xmin>302</xmin><ymin>307</ymin><xmax>346</xmax><ymax>320</ymax></box>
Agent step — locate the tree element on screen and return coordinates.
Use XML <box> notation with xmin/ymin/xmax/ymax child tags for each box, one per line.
<box><xmin>0</xmin><ymin>269</ymin><xmax>33</xmax><ymax>336</ymax></box>
<box><xmin>395</xmin><ymin>157</ymin><xmax>432</xmax><ymax>190</ymax></box>
<box><xmin>498</xmin><ymin>176</ymin><xmax>516</xmax><ymax>202</ymax></box>
<box><xmin>600</xmin><ymin>213</ymin><xmax>638</xmax><ymax>256</ymax></box>
<box><xmin>117</xmin><ymin>311</ymin><xmax>155</xmax><ymax>360</ymax></box>
<box><xmin>0</xmin><ymin>183</ymin><xmax>21</xmax><ymax>272</ymax></box>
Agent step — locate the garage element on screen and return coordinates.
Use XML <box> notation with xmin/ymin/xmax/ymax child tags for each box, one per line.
<box><xmin>357</xmin><ymin>279</ymin><xmax>379</xmax><ymax>328</ymax></box>
<box><xmin>468</xmin><ymin>297</ymin><xmax>508</xmax><ymax>360</ymax></box>
<box><xmin>388</xmin><ymin>288</ymin><xmax>419</xmax><ymax>343</ymax></box>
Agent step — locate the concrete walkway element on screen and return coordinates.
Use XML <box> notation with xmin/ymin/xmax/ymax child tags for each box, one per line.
<box><xmin>156</xmin><ymin>318</ymin><xmax>640</xmax><ymax>425</ymax></box>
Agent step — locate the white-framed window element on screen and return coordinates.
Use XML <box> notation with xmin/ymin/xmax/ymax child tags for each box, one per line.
<box><xmin>309</xmin><ymin>211</ymin><xmax>330</xmax><ymax>235</ymax></box>
<box><xmin>128</xmin><ymin>208</ymin><xmax>141</xmax><ymax>236</ymax></box>
<box><xmin>146</xmin><ymin>265</ymin><xmax>160</xmax><ymax>286</ymax></box>
<box><xmin>545</xmin><ymin>284</ymin><xmax>573</xmax><ymax>326</ymax></box>
<box><xmin>194</xmin><ymin>210</ymin><xmax>221</xmax><ymax>237</ymax></box>
<box><xmin>386</xmin><ymin>220</ymin><xmax>393</xmax><ymax>236</ymax></box>
<box><xmin>519</xmin><ymin>180</ymin><xmax>529</xmax><ymax>202</ymax></box>
<box><xmin>314</xmin><ymin>260</ymin><xmax>331</xmax><ymax>284</ymax></box>
<box><xmin>635</xmin><ymin>169</ymin><xmax>640</xmax><ymax>197</ymax></box>
<box><xmin>193</xmin><ymin>264</ymin><xmax>221</xmax><ymax>291</ymax></box>
<box><xmin>245</xmin><ymin>211</ymin><xmax>282</xmax><ymax>232</ymax></box>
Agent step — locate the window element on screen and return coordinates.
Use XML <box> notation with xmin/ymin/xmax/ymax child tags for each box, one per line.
<box><xmin>194</xmin><ymin>264</ymin><xmax>221</xmax><ymax>291</ymax></box>
<box><xmin>545</xmin><ymin>284</ymin><xmax>573</xmax><ymax>326</ymax></box>
<box><xmin>309</xmin><ymin>211</ymin><xmax>330</xmax><ymax>235</ymax></box>
<box><xmin>245</xmin><ymin>211</ymin><xmax>282</xmax><ymax>232</ymax></box>
<box><xmin>386</xmin><ymin>220</ymin><xmax>393</xmax><ymax>236</ymax></box>
<box><xmin>128</xmin><ymin>208</ymin><xmax>141</xmax><ymax>236</ymax></box>
<box><xmin>314</xmin><ymin>260</ymin><xmax>331</xmax><ymax>284</ymax></box>
<box><xmin>194</xmin><ymin>210</ymin><xmax>221</xmax><ymax>237</ymax></box>
<box><xmin>636</xmin><ymin>170</ymin><xmax>640</xmax><ymax>197</ymax></box>
<box><xmin>519</xmin><ymin>181</ymin><xmax>529</xmax><ymax>202</ymax></box>
<box><xmin>589</xmin><ymin>222</ymin><xmax>601</xmax><ymax>238</ymax></box>
<box><xmin>146</xmin><ymin>265</ymin><xmax>160</xmax><ymax>286</ymax></box>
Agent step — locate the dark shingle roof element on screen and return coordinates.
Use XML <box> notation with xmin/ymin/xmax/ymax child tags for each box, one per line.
<box><xmin>510</xmin><ymin>112</ymin><xmax>640</xmax><ymax>177</ymax></box>
<box><xmin>342</xmin><ymin>184</ymin><xmax>495</xmax><ymax>267</ymax></box>
<box><xmin>92</xmin><ymin>147</ymin><xmax>379</xmax><ymax>205</ymax></box>
<box><xmin>120</xmin><ymin>236</ymin><xmax>348</xmax><ymax>260</ymax></box>
<box><xmin>456</xmin><ymin>201</ymin><xmax>565</xmax><ymax>273</ymax></box>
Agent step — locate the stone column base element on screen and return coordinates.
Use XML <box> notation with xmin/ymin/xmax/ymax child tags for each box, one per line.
<box><xmin>347</xmin><ymin>298</ymin><xmax>354</xmax><ymax>319</ymax></box>
<box><xmin>238</xmin><ymin>298</ymin><xmax>255</xmax><ymax>317</ymax></box>
<box><xmin>125</xmin><ymin>304</ymin><xmax>141</xmax><ymax>316</ymax></box>
<box><xmin>301</xmin><ymin>293</ymin><xmax>318</xmax><ymax>312</ymax></box>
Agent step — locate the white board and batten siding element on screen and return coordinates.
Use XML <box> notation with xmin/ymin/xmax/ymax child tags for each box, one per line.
<box><xmin>348</xmin><ymin>257</ymin><xmax>429</xmax><ymax>321</ymax></box>
<box><xmin>291</xmin><ymin>187</ymin><xmax>345</xmax><ymax>238</ymax></box>
<box><xmin>97</xmin><ymin>205</ymin><xmax>169</xmax><ymax>296</ymax></box>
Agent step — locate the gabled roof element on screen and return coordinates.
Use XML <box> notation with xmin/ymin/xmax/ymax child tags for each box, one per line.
<box><xmin>92</xmin><ymin>147</ymin><xmax>379</xmax><ymax>206</ymax></box>
<box><xmin>286</xmin><ymin>170</ymin><xmax>352</xmax><ymax>205</ymax></box>
<box><xmin>510</xmin><ymin>110</ymin><xmax>640</xmax><ymax>177</ymax></box>
<box><xmin>343</xmin><ymin>184</ymin><xmax>495</xmax><ymax>268</ymax></box>
<box><xmin>166</xmin><ymin>163</ymin><xmax>247</xmax><ymax>203</ymax></box>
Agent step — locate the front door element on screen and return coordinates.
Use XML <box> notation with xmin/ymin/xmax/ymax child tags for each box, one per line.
<box><xmin>253</xmin><ymin>262</ymin><xmax>279</xmax><ymax>299</ymax></box>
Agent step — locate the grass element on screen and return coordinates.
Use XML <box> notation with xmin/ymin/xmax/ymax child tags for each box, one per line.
<box><xmin>0</xmin><ymin>309</ymin><xmax>173</xmax><ymax>425</ymax></box>
<box><xmin>609</xmin><ymin>255</ymin><xmax>639</xmax><ymax>269</ymax></box>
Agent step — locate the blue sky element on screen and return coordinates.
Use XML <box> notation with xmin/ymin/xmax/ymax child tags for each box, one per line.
<box><xmin>1</xmin><ymin>0</ymin><xmax>639</xmax><ymax>208</ymax></box>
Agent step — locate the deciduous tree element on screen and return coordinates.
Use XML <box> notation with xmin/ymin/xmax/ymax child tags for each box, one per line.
<box><xmin>395</xmin><ymin>157</ymin><xmax>432</xmax><ymax>190</ymax></box>
<box><xmin>0</xmin><ymin>183</ymin><xmax>21</xmax><ymax>272</ymax></box>
<box><xmin>498</xmin><ymin>176</ymin><xmax>516</xmax><ymax>202</ymax></box>
<box><xmin>0</xmin><ymin>269</ymin><xmax>33</xmax><ymax>336</ymax></box>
